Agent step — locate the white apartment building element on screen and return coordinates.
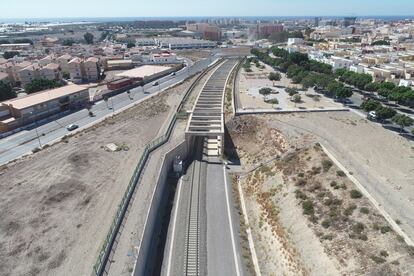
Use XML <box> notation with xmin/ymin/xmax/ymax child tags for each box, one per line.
<box><xmin>326</xmin><ymin>56</ymin><xmax>354</xmax><ymax>70</ymax></box>
<box><xmin>149</xmin><ymin>52</ymin><xmax>177</xmax><ymax>63</ymax></box>
<box><xmin>288</xmin><ymin>38</ymin><xmax>304</xmax><ymax>46</ymax></box>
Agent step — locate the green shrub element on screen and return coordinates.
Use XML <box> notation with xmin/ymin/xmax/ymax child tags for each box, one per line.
<box><xmin>360</xmin><ymin>207</ymin><xmax>370</xmax><ymax>214</ymax></box>
<box><xmin>302</xmin><ymin>200</ymin><xmax>314</xmax><ymax>215</ymax></box>
<box><xmin>344</xmin><ymin>204</ymin><xmax>357</xmax><ymax>216</ymax></box>
<box><xmin>350</xmin><ymin>189</ymin><xmax>363</xmax><ymax>199</ymax></box>
<box><xmin>321</xmin><ymin>219</ymin><xmax>331</xmax><ymax>228</ymax></box>
<box><xmin>336</xmin><ymin>170</ymin><xmax>346</xmax><ymax>177</ymax></box>
<box><xmin>311</xmin><ymin>166</ymin><xmax>321</xmax><ymax>175</ymax></box>
<box><xmin>407</xmin><ymin>246</ymin><xmax>414</xmax><ymax>256</ymax></box>
<box><xmin>370</xmin><ymin>255</ymin><xmax>386</xmax><ymax>264</ymax></box>
<box><xmin>321</xmin><ymin>234</ymin><xmax>334</xmax><ymax>240</ymax></box>
<box><xmin>330</xmin><ymin>181</ymin><xmax>338</xmax><ymax>188</ymax></box>
<box><xmin>380</xmin><ymin>250</ymin><xmax>389</xmax><ymax>257</ymax></box>
<box><xmin>296</xmin><ymin>179</ymin><xmax>307</xmax><ymax>186</ymax></box>
<box><xmin>332</xmin><ymin>199</ymin><xmax>341</xmax><ymax>206</ymax></box>
<box><xmin>298</xmin><ymin>172</ymin><xmax>305</xmax><ymax>177</ymax></box>
<box><xmin>391</xmin><ymin>260</ymin><xmax>400</xmax><ymax>265</ymax></box>
<box><xmin>352</xmin><ymin>222</ymin><xmax>365</xmax><ymax>234</ymax></box>
<box><xmin>322</xmin><ymin>159</ymin><xmax>333</xmax><ymax>172</ymax></box>
<box><xmin>323</xmin><ymin>197</ymin><xmax>333</xmax><ymax>206</ymax></box>
<box><xmin>358</xmin><ymin>234</ymin><xmax>368</xmax><ymax>241</ymax></box>
<box><xmin>380</xmin><ymin>226</ymin><xmax>391</xmax><ymax>234</ymax></box>
<box><xmin>295</xmin><ymin>190</ymin><xmax>307</xmax><ymax>200</ymax></box>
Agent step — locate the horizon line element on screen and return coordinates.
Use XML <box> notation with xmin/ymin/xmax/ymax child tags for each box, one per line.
<box><xmin>3</xmin><ymin>15</ymin><xmax>414</xmax><ymax>20</ymax></box>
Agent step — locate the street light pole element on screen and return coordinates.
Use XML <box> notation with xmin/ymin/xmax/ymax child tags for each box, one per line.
<box><xmin>34</xmin><ymin>125</ymin><xmax>42</xmax><ymax>148</ymax></box>
<box><xmin>30</xmin><ymin>112</ymin><xmax>42</xmax><ymax>148</ymax></box>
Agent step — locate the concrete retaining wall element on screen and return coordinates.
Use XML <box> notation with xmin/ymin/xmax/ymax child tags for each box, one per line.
<box><xmin>133</xmin><ymin>139</ymin><xmax>188</xmax><ymax>276</ymax></box>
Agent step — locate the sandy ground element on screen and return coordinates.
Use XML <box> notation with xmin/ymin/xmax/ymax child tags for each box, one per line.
<box><xmin>226</xmin><ymin>113</ymin><xmax>414</xmax><ymax>275</ymax></box>
<box><xmin>176</xmin><ymin>50</ymin><xmax>212</xmax><ymax>63</ymax></box>
<box><xmin>239</xmin><ymin>62</ymin><xmax>341</xmax><ymax>110</ymax></box>
<box><xmin>0</xmin><ymin>77</ymin><xmax>196</xmax><ymax>276</ymax></box>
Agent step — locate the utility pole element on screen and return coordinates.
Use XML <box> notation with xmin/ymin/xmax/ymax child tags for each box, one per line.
<box><xmin>30</xmin><ymin>112</ymin><xmax>42</xmax><ymax>148</ymax></box>
<box><xmin>111</xmin><ymin>97</ymin><xmax>115</xmax><ymax>113</ymax></box>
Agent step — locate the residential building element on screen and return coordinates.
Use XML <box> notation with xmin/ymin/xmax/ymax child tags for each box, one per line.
<box><xmin>288</xmin><ymin>38</ymin><xmax>304</xmax><ymax>46</ymax></box>
<box><xmin>203</xmin><ymin>25</ymin><xmax>221</xmax><ymax>41</ymax></box>
<box><xmin>57</xmin><ymin>54</ymin><xmax>72</xmax><ymax>74</ymax></box>
<box><xmin>68</xmin><ymin>57</ymin><xmax>83</xmax><ymax>82</ymax></box>
<box><xmin>157</xmin><ymin>38</ymin><xmax>215</xmax><ymax>50</ymax></box>
<box><xmin>83</xmin><ymin>57</ymin><xmax>100</xmax><ymax>81</ymax></box>
<box><xmin>256</xmin><ymin>23</ymin><xmax>284</xmax><ymax>39</ymax></box>
<box><xmin>0</xmin><ymin>84</ymin><xmax>90</xmax><ymax>132</ymax></box>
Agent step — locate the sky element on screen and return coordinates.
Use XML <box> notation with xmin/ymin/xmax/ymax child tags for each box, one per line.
<box><xmin>2</xmin><ymin>0</ymin><xmax>414</xmax><ymax>19</ymax></box>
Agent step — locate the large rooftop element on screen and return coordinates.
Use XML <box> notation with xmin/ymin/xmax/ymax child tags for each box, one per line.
<box><xmin>1</xmin><ymin>84</ymin><xmax>90</xmax><ymax>110</ymax></box>
<box><xmin>116</xmin><ymin>65</ymin><xmax>171</xmax><ymax>79</ymax></box>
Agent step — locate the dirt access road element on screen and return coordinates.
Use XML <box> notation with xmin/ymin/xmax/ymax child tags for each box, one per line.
<box><xmin>227</xmin><ymin>113</ymin><xmax>414</xmax><ymax>275</ymax></box>
<box><xmin>0</xmin><ymin>77</ymin><xmax>196</xmax><ymax>276</ymax></box>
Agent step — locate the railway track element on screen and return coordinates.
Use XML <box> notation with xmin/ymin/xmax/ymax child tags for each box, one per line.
<box><xmin>184</xmin><ymin>137</ymin><xmax>204</xmax><ymax>276</ymax></box>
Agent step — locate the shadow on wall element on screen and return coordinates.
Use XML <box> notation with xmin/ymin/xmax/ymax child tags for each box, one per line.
<box><xmin>223</xmin><ymin>124</ymin><xmax>241</xmax><ymax>165</ymax></box>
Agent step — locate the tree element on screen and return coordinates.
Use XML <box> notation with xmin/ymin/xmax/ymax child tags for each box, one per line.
<box><xmin>3</xmin><ymin>51</ymin><xmax>19</xmax><ymax>59</ymax></box>
<box><xmin>326</xmin><ymin>81</ymin><xmax>343</xmax><ymax>97</ymax></box>
<box><xmin>127</xmin><ymin>42</ymin><xmax>135</xmax><ymax>48</ymax></box>
<box><xmin>364</xmin><ymin>82</ymin><xmax>380</xmax><ymax>92</ymax></box>
<box><xmin>259</xmin><ymin>87</ymin><xmax>272</xmax><ymax>98</ymax></box>
<box><xmin>292</xmin><ymin>94</ymin><xmax>301</xmax><ymax>103</ymax></box>
<box><xmin>312</xmin><ymin>95</ymin><xmax>321</xmax><ymax>107</ymax></box>
<box><xmin>335</xmin><ymin>87</ymin><xmax>353</xmax><ymax>101</ymax></box>
<box><xmin>361</xmin><ymin>99</ymin><xmax>381</xmax><ymax>112</ymax></box>
<box><xmin>268</xmin><ymin>72</ymin><xmax>281</xmax><ymax>85</ymax></box>
<box><xmin>375</xmin><ymin>106</ymin><xmax>396</xmax><ymax>121</ymax></box>
<box><xmin>62</xmin><ymin>39</ymin><xmax>75</xmax><ymax>46</ymax></box>
<box><xmin>0</xmin><ymin>81</ymin><xmax>16</xmax><ymax>101</ymax></box>
<box><xmin>13</xmin><ymin>38</ymin><xmax>33</xmax><ymax>45</ymax></box>
<box><xmin>62</xmin><ymin>72</ymin><xmax>70</xmax><ymax>79</ymax></box>
<box><xmin>392</xmin><ymin>114</ymin><xmax>414</xmax><ymax>132</ymax></box>
<box><xmin>371</xmin><ymin>40</ymin><xmax>390</xmax><ymax>46</ymax></box>
<box><xmin>84</xmin><ymin>32</ymin><xmax>94</xmax><ymax>44</ymax></box>
<box><xmin>285</xmin><ymin>87</ymin><xmax>298</xmax><ymax>97</ymax></box>
<box><xmin>25</xmin><ymin>79</ymin><xmax>63</xmax><ymax>93</ymax></box>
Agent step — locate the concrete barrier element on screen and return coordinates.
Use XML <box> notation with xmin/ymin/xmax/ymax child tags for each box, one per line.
<box><xmin>133</xmin><ymin>140</ymin><xmax>188</xmax><ymax>276</ymax></box>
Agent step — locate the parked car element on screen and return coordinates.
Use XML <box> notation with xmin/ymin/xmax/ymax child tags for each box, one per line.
<box><xmin>66</xmin><ymin>124</ymin><xmax>79</xmax><ymax>131</ymax></box>
<box><xmin>367</xmin><ymin>111</ymin><xmax>377</xmax><ymax>121</ymax></box>
<box><xmin>153</xmin><ymin>81</ymin><xmax>159</xmax><ymax>86</ymax></box>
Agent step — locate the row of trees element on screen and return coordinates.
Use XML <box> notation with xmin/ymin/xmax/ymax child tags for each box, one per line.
<box><xmin>253</xmin><ymin>47</ymin><xmax>353</xmax><ymax>101</ymax></box>
<box><xmin>336</xmin><ymin>69</ymin><xmax>414</xmax><ymax>107</ymax></box>
<box><xmin>335</xmin><ymin>69</ymin><xmax>373</xmax><ymax>90</ymax></box>
<box><xmin>0</xmin><ymin>38</ymin><xmax>33</xmax><ymax>45</ymax></box>
<box><xmin>3</xmin><ymin>51</ymin><xmax>20</xmax><ymax>59</ymax></box>
<box><xmin>25</xmin><ymin>79</ymin><xmax>63</xmax><ymax>94</ymax></box>
<box><xmin>0</xmin><ymin>81</ymin><xmax>16</xmax><ymax>101</ymax></box>
<box><xmin>360</xmin><ymin>98</ymin><xmax>414</xmax><ymax>131</ymax></box>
